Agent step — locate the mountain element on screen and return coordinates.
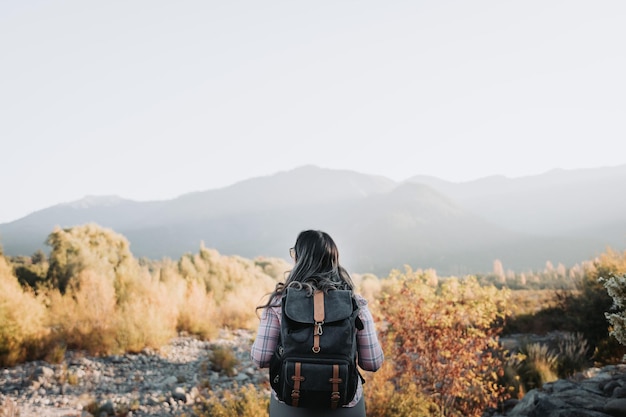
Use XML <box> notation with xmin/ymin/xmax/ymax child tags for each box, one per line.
<box><xmin>0</xmin><ymin>165</ymin><xmax>623</xmax><ymax>276</ymax></box>
<box><xmin>406</xmin><ymin>164</ymin><xmax>626</xmax><ymax>247</ymax></box>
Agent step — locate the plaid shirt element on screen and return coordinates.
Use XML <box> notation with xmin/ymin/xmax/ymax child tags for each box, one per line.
<box><xmin>250</xmin><ymin>294</ymin><xmax>384</xmax><ymax>407</ymax></box>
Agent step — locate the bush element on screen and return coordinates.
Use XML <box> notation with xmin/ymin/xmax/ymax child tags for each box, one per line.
<box><xmin>176</xmin><ymin>280</ymin><xmax>219</xmax><ymax>340</ymax></box>
<box><xmin>374</xmin><ymin>268</ymin><xmax>510</xmax><ymax>417</ymax></box>
<box><xmin>364</xmin><ymin>362</ymin><xmax>439</xmax><ymax>417</ymax></box>
<box><xmin>209</xmin><ymin>345</ymin><xmax>239</xmax><ymax>377</ymax></box>
<box><xmin>514</xmin><ymin>342</ymin><xmax>559</xmax><ymax>392</ymax></box>
<box><xmin>194</xmin><ymin>384</ymin><xmax>269</xmax><ymax>417</ymax></box>
<box><xmin>46</xmin><ymin>270</ymin><xmax>118</xmax><ymax>355</ymax></box>
<box><xmin>555</xmin><ymin>332</ymin><xmax>589</xmax><ymax>377</ymax></box>
<box><xmin>0</xmin><ymin>256</ymin><xmax>48</xmax><ymax>366</ymax></box>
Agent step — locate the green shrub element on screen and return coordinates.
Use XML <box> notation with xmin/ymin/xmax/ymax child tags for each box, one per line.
<box><xmin>573</xmin><ymin>249</ymin><xmax>626</xmax><ymax>359</ymax></box>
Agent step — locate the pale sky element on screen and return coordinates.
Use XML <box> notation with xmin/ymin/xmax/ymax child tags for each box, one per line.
<box><xmin>1</xmin><ymin>1</ymin><xmax>625</xmax><ymax>224</ymax></box>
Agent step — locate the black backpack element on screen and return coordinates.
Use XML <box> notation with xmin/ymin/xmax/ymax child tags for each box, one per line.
<box><xmin>269</xmin><ymin>287</ymin><xmax>363</xmax><ymax>409</ymax></box>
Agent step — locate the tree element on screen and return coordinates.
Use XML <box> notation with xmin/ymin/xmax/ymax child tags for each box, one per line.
<box><xmin>570</xmin><ymin>250</ymin><xmax>626</xmax><ymax>353</ymax></box>
<box><xmin>45</xmin><ymin>223</ymin><xmax>135</xmax><ymax>294</ymax></box>
<box><xmin>493</xmin><ymin>259</ymin><xmax>505</xmax><ymax>284</ymax></box>
<box><xmin>604</xmin><ymin>273</ymin><xmax>626</xmax><ymax>346</ymax></box>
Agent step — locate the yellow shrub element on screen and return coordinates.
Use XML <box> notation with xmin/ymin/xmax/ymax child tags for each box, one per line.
<box><xmin>115</xmin><ymin>293</ymin><xmax>177</xmax><ymax>353</ymax></box>
<box><xmin>47</xmin><ymin>269</ymin><xmax>118</xmax><ymax>355</ymax></box>
<box><xmin>0</xmin><ymin>256</ymin><xmax>48</xmax><ymax>366</ymax></box>
<box><xmin>195</xmin><ymin>384</ymin><xmax>269</xmax><ymax>417</ymax></box>
<box><xmin>219</xmin><ymin>284</ymin><xmax>273</xmax><ymax>330</ymax></box>
<box><xmin>177</xmin><ymin>280</ymin><xmax>219</xmax><ymax>340</ymax></box>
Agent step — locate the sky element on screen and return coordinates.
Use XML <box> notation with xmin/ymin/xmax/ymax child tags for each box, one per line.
<box><xmin>1</xmin><ymin>1</ymin><xmax>625</xmax><ymax>224</ymax></box>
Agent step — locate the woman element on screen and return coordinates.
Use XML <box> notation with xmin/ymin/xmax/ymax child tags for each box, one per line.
<box><xmin>251</xmin><ymin>230</ymin><xmax>384</xmax><ymax>416</ymax></box>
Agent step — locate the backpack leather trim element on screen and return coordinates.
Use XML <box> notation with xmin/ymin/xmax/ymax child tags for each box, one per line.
<box><xmin>329</xmin><ymin>364</ymin><xmax>342</xmax><ymax>409</ymax></box>
<box><xmin>313</xmin><ymin>291</ymin><xmax>325</xmax><ymax>353</ymax></box>
<box><xmin>291</xmin><ymin>362</ymin><xmax>304</xmax><ymax>407</ymax></box>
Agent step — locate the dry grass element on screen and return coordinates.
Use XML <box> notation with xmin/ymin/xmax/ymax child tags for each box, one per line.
<box><xmin>0</xmin><ymin>397</ymin><xmax>20</xmax><ymax>417</ymax></box>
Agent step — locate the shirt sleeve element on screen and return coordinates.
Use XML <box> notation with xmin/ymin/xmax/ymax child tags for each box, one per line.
<box><xmin>250</xmin><ymin>306</ymin><xmax>281</xmax><ymax>369</ymax></box>
<box><xmin>355</xmin><ymin>295</ymin><xmax>384</xmax><ymax>371</ymax></box>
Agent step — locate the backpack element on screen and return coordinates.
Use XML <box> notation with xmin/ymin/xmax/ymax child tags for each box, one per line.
<box><xmin>269</xmin><ymin>287</ymin><xmax>364</xmax><ymax>409</ymax></box>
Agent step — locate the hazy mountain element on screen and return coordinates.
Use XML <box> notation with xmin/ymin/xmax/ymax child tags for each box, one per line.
<box><xmin>406</xmin><ymin>164</ymin><xmax>626</xmax><ymax>247</ymax></box>
<box><xmin>0</xmin><ymin>165</ymin><xmax>623</xmax><ymax>276</ymax></box>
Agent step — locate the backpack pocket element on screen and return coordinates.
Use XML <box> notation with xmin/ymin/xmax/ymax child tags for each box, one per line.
<box><xmin>278</xmin><ymin>357</ymin><xmax>356</xmax><ymax>409</ymax></box>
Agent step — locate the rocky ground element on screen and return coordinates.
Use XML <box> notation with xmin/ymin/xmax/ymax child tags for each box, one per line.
<box><xmin>0</xmin><ymin>329</ymin><xmax>269</xmax><ymax>417</ymax></box>
<box><xmin>4</xmin><ymin>330</ymin><xmax>626</xmax><ymax>417</ymax></box>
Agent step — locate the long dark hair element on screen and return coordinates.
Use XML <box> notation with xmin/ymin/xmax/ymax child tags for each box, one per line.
<box><xmin>257</xmin><ymin>230</ymin><xmax>355</xmax><ymax>311</ymax></box>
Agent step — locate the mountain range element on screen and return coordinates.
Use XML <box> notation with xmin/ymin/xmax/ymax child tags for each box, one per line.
<box><xmin>1</xmin><ymin>164</ymin><xmax>625</xmax><ymax>276</ymax></box>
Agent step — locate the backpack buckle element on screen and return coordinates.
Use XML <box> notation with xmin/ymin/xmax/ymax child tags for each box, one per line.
<box><xmin>315</xmin><ymin>321</ymin><xmax>324</xmax><ymax>336</ymax></box>
<box><xmin>313</xmin><ymin>321</ymin><xmax>324</xmax><ymax>353</ymax></box>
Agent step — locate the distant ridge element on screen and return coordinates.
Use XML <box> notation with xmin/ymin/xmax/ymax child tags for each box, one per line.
<box><xmin>406</xmin><ymin>163</ymin><xmax>626</xmax><ymax>244</ymax></box>
<box><xmin>1</xmin><ymin>165</ymin><xmax>624</xmax><ymax>276</ymax></box>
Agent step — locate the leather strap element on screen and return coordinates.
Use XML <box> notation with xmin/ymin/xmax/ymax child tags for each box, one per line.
<box><xmin>291</xmin><ymin>362</ymin><xmax>304</xmax><ymax>407</ymax></box>
<box><xmin>313</xmin><ymin>291</ymin><xmax>325</xmax><ymax>353</ymax></box>
<box><xmin>329</xmin><ymin>364</ymin><xmax>342</xmax><ymax>409</ymax></box>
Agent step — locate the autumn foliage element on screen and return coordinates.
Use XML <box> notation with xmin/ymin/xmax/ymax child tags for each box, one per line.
<box><xmin>367</xmin><ymin>267</ymin><xmax>511</xmax><ymax>417</ymax></box>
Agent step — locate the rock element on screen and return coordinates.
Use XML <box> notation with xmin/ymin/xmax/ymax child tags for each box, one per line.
<box><xmin>604</xmin><ymin>380</ymin><xmax>622</xmax><ymax>395</ymax></box>
<box><xmin>491</xmin><ymin>365</ymin><xmax>626</xmax><ymax>417</ymax></box>
<box><xmin>99</xmin><ymin>399</ymin><xmax>115</xmax><ymax>415</ymax></box>
<box><xmin>614</xmin><ymin>387</ymin><xmax>626</xmax><ymax>398</ymax></box>
<box><xmin>504</xmin><ymin>390</ymin><xmax>541</xmax><ymax>416</ymax></box>
<box><xmin>171</xmin><ymin>387</ymin><xmax>187</xmax><ymax>403</ymax></box>
<box><xmin>34</xmin><ymin>366</ymin><xmax>54</xmax><ymax>380</ymax></box>
<box><xmin>606</xmin><ymin>399</ymin><xmax>626</xmax><ymax>417</ymax></box>
<box><xmin>160</xmin><ymin>375</ymin><xmax>178</xmax><ymax>387</ymax></box>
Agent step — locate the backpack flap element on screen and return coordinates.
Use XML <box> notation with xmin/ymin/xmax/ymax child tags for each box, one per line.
<box><xmin>283</xmin><ymin>288</ymin><xmax>354</xmax><ymax>324</ymax></box>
